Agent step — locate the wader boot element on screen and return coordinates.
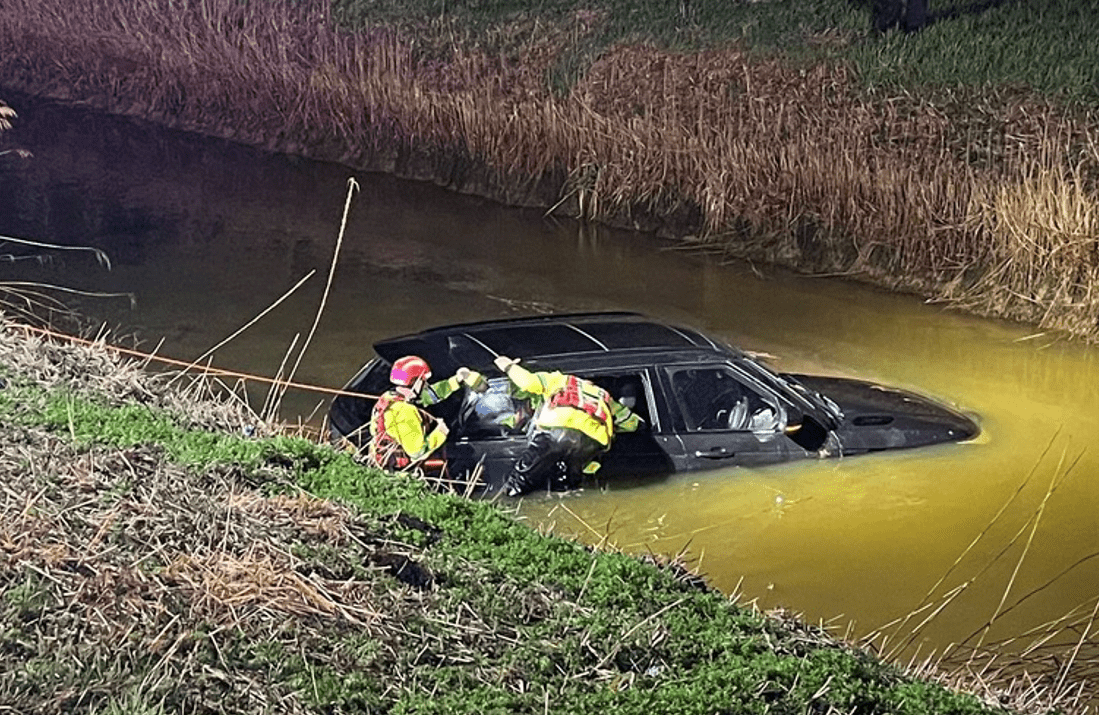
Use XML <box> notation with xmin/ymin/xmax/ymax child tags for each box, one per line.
<box><xmin>503</xmin><ymin>428</ymin><xmax>602</xmax><ymax>496</ymax></box>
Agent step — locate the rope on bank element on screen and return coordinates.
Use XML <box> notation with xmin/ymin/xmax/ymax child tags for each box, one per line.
<box><xmin>7</xmin><ymin>317</ymin><xmax>478</xmax><ymax>490</ymax></box>
<box><xmin>10</xmin><ymin>321</ymin><xmax>379</xmax><ymax>402</ymax></box>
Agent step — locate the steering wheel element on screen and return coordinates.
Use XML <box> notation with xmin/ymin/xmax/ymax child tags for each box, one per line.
<box><xmin>705</xmin><ymin>389</ymin><xmax>749</xmax><ymax>430</ymax></box>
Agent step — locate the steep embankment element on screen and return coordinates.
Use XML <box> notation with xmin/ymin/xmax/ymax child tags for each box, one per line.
<box><xmin>1</xmin><ymin>321</ymin><xmax>1066</xmax><ymax>713</ymax></box>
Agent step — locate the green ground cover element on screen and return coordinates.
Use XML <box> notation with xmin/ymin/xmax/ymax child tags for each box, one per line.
<box><xmin>0</xmin><ymin>324</ymin><xmax>1018</xmax><ymax>713</ymax></box>
<box><xmin>334</xmin><ymin>0</ymin><xmax>1099</xmax><ymax>103</ymax></box>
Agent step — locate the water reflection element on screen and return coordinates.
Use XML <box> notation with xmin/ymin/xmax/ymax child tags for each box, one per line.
<box><xmin>2</xmin><ymin>92</ymin><xmax>1097</xmax><ymax>672</ymax></box>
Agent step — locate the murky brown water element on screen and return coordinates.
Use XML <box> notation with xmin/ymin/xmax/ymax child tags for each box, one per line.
<box><xmin>3</xmin><ymin>93</ymin><xmax>1097</xmax><ymax>668</ymax></box>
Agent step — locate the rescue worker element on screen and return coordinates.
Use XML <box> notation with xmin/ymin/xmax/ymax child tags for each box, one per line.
<box><xmin>493</xmin><ymin>355</ymin><xmax>642</xmax><ymax>496</ymax></box>
<box><xmin>368</xmin><ymin>355</ymin><xmax>484</xmax><ymax>471</ymax></box>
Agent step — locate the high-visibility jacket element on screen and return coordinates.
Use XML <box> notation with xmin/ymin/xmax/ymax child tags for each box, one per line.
<box><xmin>369</xmin><ymin>392</ymin><xmax>445</xmax><ymax>468</ymax></box>
<box><xmin>419</xmin><ymin>371</ymin><xmax>482</xmax><ymax>406</ymax></box>
<box><xmin>368</xmin><ymin>371</ymin><xmax>483</xmax><ymax>468</ymax></box>
<box><xmin>501</xmin><ymin>365</ymin><xmax>640</xmax><ymax>447</ymax></box>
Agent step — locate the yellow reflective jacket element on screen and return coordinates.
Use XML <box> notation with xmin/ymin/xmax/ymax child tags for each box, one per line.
<box><xmin>502</xmin><ymin>364</ymin><xmax>640</xmax><ymax>447</ymax></box>
<box><xmin>419</xmin><ymin>371</ymin><xmax>484</xmax><ymax>406</ymax></box>
<box><xmin>369</xmin><ymin>371</ymin><xmax>483</xmax><ymax>466</ymax></box>
<box><xmin>369</xmin><ymin>392</ymin><xmax>446</xmax><ymax>466</ymax></box>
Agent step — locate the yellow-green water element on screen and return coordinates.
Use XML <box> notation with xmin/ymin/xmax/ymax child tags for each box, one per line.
<box><xmin>3</xmin><ymin>93</ymin><xmax>1096</xmax><ymax>669</ymax></box>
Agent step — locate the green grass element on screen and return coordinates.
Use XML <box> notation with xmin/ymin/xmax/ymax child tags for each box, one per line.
<box><xmin>333</xmin><ymin>0</ymin><xmax>1099</xmax><ymax>103</ymax></box>
<box><xmin>0</xmin><ymin>367</ymin><xmax>1011</xmax><ymax>713</ymax></box>
<box><xmin>847</xmin><ymin>0</ymin><xmax>1099</xmax><ymax>102</ymax></box>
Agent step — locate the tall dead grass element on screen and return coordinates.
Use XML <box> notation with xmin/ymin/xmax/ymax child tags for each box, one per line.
<box><xmin>1</xmin><ymin>0</ymin><xmax>1098</xmax><ymax>338</ymax></box>
<box><xmin>952</xmin><ymin>163</ymin><xmax>1099</xmax><ymax>334</ymax></box>
<box><xmin>861</xmin><ymin>442</ymin><xmax>1099</xmax><ymax>713</ymax></box>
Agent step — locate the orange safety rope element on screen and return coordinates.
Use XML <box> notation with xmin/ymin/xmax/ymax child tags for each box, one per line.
<box><xmin>9</xmin><ymin>321</ymin><xmax>479</xmax><ymax>482</ymax></box>
<box><xmin>9</xmin><ymin>322</ymin><xmax>379</xmax><ymax>401</ymax></box>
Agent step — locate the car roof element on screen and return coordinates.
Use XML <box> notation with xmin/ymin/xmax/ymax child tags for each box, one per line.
<box><xmin>373</xmin><ymin>311</ymin><xmax>740</xmax><ymax>373</ymax></box>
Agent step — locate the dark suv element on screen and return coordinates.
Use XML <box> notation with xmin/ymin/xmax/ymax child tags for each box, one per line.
<box><xmin>329</xmin><ymin>312</ymin><xmax>979</xmax><ymax>491</ymax></box>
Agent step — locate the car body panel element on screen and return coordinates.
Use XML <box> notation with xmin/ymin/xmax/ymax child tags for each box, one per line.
<box><xmin>329</xmin><ymin>312</ymin><xmax>980</xmax><ymax>492</ymax></box>
<box><xmin>790</xmin><ymin>375</ymin><xmax>980</xmax><ymax>454</ymax></box>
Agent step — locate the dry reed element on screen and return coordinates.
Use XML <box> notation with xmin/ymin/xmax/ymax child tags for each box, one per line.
<box><xmin>0</xmin><ymin>313</ymin><xmax>508</xmax><ymax>712</ymax></box>
<box><xmin>861</xmin><ymin>442</ymin><xmax>1098</xmax><ymax>713</ymax></box>
<box><xmin>2</xmin><ymin>0</ymin><xmax>1099</xmax><ymax>337</ymax></box>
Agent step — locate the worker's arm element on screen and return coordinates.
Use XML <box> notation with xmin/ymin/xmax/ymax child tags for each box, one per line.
<box><xmin>495</xmin><ymin>357</ymin><xmax>547</xmax><ymax>397</ymax></box>
<box><xmin>418</xmin><ymin>367</ymin><xmax>485</xmax><ymax>406</ymax></box>
<box><xmin>611</xmin><ymin>399</ymin><xmax>643</xmax><ymax>433</ymax></box>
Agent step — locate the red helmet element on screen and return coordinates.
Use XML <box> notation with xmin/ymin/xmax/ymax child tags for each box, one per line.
<box><xmin>390</xmin><ymin>355</ymin><xmax>432</xmax><ymax>386</ymax></box>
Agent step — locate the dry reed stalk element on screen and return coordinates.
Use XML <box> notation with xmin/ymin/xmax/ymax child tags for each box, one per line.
<box><xmin>955</xmin><ymin>160</ymin><xmax>1099</xmax><ymax>333</ymax></box>
<box><xmin>260</xmin><ymin>333</ymin><xmax>301</xmax><ymax>423</ymax></box>
<box><xmin>961</xmin><ymin>448</ymin><xmax>1084</xmax><ymax>650</ymax></box>
<box><xmin>0</xmin><ymin>350</ymin><xmax>448</xmax><ymax>714</ymax></box>
<box><xmin>269</xmin><ymin>178</ymin><xmax>357</xmax><ymax>420</ymax></box>
<box><xmin>169</xmin><ymin>269</ymin><xmax>316</xmax><ymax>387</ymax></box>
<box><xmin>870</xmin><ymin>432</ymin><xmax>1059</xmax><ymax>659</ymax></box>
<box><xmin>165</xmin><ymin>546</ymin><xmax>380</xmax><ymax>625</ymax></box>
<box><xmin>860</xmin><ymin>442</ymin><xmax>1098</xmax><ymax>711</ymax></box>
<box><xmin>4</xmin><ymin>1</ymin><xmax>1099</xmax><ymax>336</ymax></box>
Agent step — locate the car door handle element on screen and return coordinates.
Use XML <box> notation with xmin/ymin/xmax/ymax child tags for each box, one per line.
<box><xmin>694</xmin><ymin>447</ymin><xmax>736</xmax><ymax>459</ymax></box>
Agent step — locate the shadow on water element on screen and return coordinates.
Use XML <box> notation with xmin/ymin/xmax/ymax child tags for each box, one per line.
<box><xmin>3</xmin><ymin>90</ymin><xmax>1098</xmax><ymax>683</ymax></box>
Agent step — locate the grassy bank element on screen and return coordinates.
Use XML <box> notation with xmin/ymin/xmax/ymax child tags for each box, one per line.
<box><xmin>1</xmin><ymin>0</ymin><xmax>1098</xmax><ymax>339</ymax></box>
<box><xmin>2</xmin><ymin>316</ymin><xmax>1082</xmax><ymax>714</ymax></box>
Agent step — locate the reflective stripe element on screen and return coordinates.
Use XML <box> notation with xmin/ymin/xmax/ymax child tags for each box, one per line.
<box><xmin>537</xmin><ymin>405</ymin><xmax>613</xmax><ymax>446</ymax></box>
<box><xmin>541</xmin><ymin>376</ymin><xmax>615</xmax><ymax>446</ymax></box>
<box><xmin>370</xmin><ymin>392</ymin><xmax>400</xmax><ymax>464</ymax></box>
<box><xmin>503</xmin><ymin>365</ymin><xmax>619</xmax><ymax>447</ymax></box>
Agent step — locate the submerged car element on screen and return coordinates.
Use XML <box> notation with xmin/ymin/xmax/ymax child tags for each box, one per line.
<box><xmin>329</xmin><ymin>312</ymin><xmax>979</xmax><ymax>492</ymax></box>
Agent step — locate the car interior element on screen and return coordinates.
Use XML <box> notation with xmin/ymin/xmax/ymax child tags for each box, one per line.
<box><xmin>670</xmin><ymin>366</ymin><xmax>780</xmax><ymax>433</ymax></box>
<box><xmin>457</xmin><ymin>372</ymin><xmax>654</xmax><ymax>439</ymax></box>
<box><xmin>591</xmin><ymin>373</ymin><xmax>653</xmax><ymax>428</ymax></box>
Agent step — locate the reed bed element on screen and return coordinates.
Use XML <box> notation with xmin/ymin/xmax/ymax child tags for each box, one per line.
<box><xmin>2</xmin><ymin>0</ymin><xmax>1099</xmax><ymax>338</ymax></box>
<box><xmin>857</xmin><ymin>440</ymin><xmax>1099</xmax><ymax>713</ymax></box>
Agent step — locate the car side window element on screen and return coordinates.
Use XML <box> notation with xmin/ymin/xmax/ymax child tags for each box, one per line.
<box><xmin>590</xmin><ymin>373</ymin><xmax>653</xmax><ymax>431</ymax></box>
<box><xmin>669</xmin><ymin>366</ymin><xmax>780</xmax><ymax>433</ymax></box>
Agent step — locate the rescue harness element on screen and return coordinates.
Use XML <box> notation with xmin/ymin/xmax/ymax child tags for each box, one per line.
<box><xmin>548</xmin><ymin>375</ymin><xmax>612</xmax><ymax>425</ymax></box>
<box><xmin>369</xmin><ymin>391</ymin><xmax>422</xmax><ymax>469</ymax></box>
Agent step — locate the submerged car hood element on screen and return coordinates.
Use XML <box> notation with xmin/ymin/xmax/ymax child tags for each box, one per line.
<box><xmin>789</xmin><ymin>375</ymin><xmax>979</xmax><ymax>453</ymax></box>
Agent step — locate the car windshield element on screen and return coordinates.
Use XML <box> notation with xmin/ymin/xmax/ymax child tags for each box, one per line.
<box><xmin>734</xmin><ymin>355</ymin><xmax>843</xmax><ymax>424</ymax></box>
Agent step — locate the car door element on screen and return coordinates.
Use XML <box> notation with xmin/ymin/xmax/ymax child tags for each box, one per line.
<box><xmin>586</xmin><ymin>368</ymin><xmax>675</xmax><ymax>478</ymax></box>
<box><xmin>659</xmin><ymin>362</ymin><xmax>799</xmax><ymax>470</ymax></box>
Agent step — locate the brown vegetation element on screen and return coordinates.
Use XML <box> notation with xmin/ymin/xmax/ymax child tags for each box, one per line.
<box><xmin>1</xmin><ymin>0</ymin><xmax>1098</xmax><ymax>338</ymax></box>
<box><xmin>0</xmin><ymin>316</ymin><xmax>504</xmax><ymax>713</ymax></box>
